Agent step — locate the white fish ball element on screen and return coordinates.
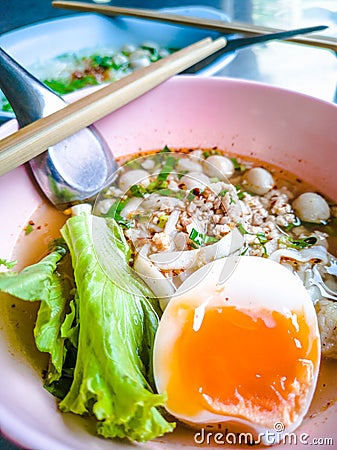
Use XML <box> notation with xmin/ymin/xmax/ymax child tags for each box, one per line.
<box><xmin>113</xmin><ymin>53</ymin><xmax>129</xmax><ymax>66</ymax></box>
<box><xmin>119</xmin><ymin>169</ymin><xmax>150</xmax><ymax>192</ymax></box>
<box><xmin>203</xmin><ymin>155</ymin><xmax>235</xmax><ymax>179</ymax></box>
<box><xmin>121</xmin><ymin>44</ymin><xmax>137</xmax><ymax>54</ymax></box>
<box><xmin>142</xmin><ymin>41</ymin><xmax>160</xmax><ymax>52</ymax></box>
<box><xmin>129</xmin><ymin>49</ymin><xmax>149</xmax><ymax>59</ymax></box>
<box><xmin>242</xmin><ymin>167</ymin><xmax>274</xmax><ymax>195</ymax></box>
<box><xmin>129</xmin><ymin>57</ymin><xmax>151</xmax><ymax>69</ymax></box>
<box><xmin>158</xmin><ymin>49</ymin><xmax>170</xmax><ymax>58</ymax></box>
<box><xmin>176</xmin><ymin>157</ymin><xmax>202</xmax><ymax>173</ymax></box>
<box><xmin>129</xmin><ymin>49</ymin><xmax>151</xmax><ymax>69</ymax></box>
<box><xmin>292</xmin><ymin>192</ymin><xmax>330</xmax><ymax>223</ymax></box>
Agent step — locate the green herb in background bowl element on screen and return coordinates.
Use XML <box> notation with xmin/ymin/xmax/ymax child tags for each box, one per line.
<box><xmin>0</xmin><ymin>42</ymin><xmax>177</xmax><ymax>114</ymax></box>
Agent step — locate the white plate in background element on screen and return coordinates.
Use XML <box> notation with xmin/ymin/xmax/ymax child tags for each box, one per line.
<box><xmin>0</xmin><ymin>6</ymin><xmax>235</xmax><ymax>121</ymax></box>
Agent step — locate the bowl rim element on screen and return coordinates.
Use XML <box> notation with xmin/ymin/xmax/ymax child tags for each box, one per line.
<box><xmin>1</xmin><ymin>75</ymin><xmax>337</xmax><ymax>450</ymax></box>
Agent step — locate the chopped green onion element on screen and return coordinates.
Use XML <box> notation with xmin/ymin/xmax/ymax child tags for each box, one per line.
<box><xmin>202</xmin><ymin>149</ymin><xmax>222</xmax><ymax>159</ymax></box>
<box><xmin>205</xmin><ymin>235</ymin><xmax>220</xmax><ymax>244</ymax></box>
<box><xmin>229</xmin><ymin>194</ymin><xmax>236</xmax><ymax>205</ymax></box>
<box><xmin>189</xmin><ymin>228</ymin><xmax>219</xmax><ymax>247</ymax></box>
<box><xmin>155</xmin><ymin>188</ymin><xmax>173</xmax><ymax>196</ymax></box>
<box><xmin>186</xmin><ymin>188</ymin><xmax>202</xmax><ymax>202</ymax></box>
<box><xmin>159</xmin><ymin>145</ymin><xmax>171</xmax><ymax>153</ymax></box>
<box><xmin>124</xmin><ymin>159</ymin><xmax>142</xmax><ymax>170</ymax></box>
<box><xmin>235</xmin><ymin>185</ymin><xmax>245</xmax><ymax>200</ymax></box>
<box><xmin>256</xmin><ymin>232</ymin><xmax>268</xmax><ymax>245</ymax></box>
<box><xmin>158</xmin><ymin>214</ymin><xmax>169</xmax><ymax>228</ymax></box>
<box><xmin>118</xmin><ymin>219</ymin><xmax>134</xmax><ymax>229</ymax></box>
<box><xmin>157</xmin><ymin>189</ymin><xmax>185</xmax><ymax>200</ymax></box>
<box><xmin>231</xmin><ymin>157</ymin><xmax>246</xmax><ymax>172</ymax></box>
<box><xmin>146</xmin><ymin>180</ymin><xmax>169</xmax><ymax>193</ymax></box>
<box><xmin>237</xmin><ymin>222</ymin><xmax>250</xmax><ymax>235</ymax></box>
<box><xmin>44</xmin><ymin>76</ymin><xmax>99</xmax><ymax>95</ymax></box>
<box><xmin>189</xmin><ymin>242</ymin><xmax>199</xmax><ymax>249</ymax></box>
<box><xmin>129</xmin><ymin>184</ymin><xmax>147</xmax><ymax>198</ymax></box>
<box><xmin>2</xmin><ymin>100</ymin><xmax>12</xmax><ymax>112</ymax></box>
<box><xmin>0</xmin><ymin>258</ymin><xmax>17</xmax><ymax>270</ymax></box>
<box><xmin>105</xmin><ymin>198</ymin><xmax>130</xmax><ymax>220</ymax></box>
<box><xmin>141</xmin><ymin>44</ymin><xmax>158</xmax><ymax>58</ymax></box>
<box><xmin>283</xmin><ymin>235</ymin><xmax>317</xmax><ymax>249</ymax></box>
<box><xmin>284</xmin><ymin>217</ymin><xmax>301</xmax><ymax>231</ymax></box>
<box><xmin>91</xmin><ymin>55</ymin><xmax>114</xmax><ymax>69</ymax></box>
<box><xmin>131</xmin><ymin>212</ymin><xmax>151</xmax><ymax>223</ymax></box>
<box><xmin>187</xmin><ymin>191</ymin><xmax>197</xmax><ymax>202</ymax></box>
<box><xmin>237</xmin><ymin>223</ymin><xmax>269</xmax><ymax>255</ymax></box>
<box><xmin>25</xmin><ymin>223</ymin><xmax>34</xmax><ymax>235</ymax></box>
<box><xmin>177</xmin><ymin>170</ymin><xmax>188</xmax><ymax>180</ymax></box>
<box><xmin>189</xmin><ymin>228</ymin><xmax>205</xmax><ymax>246</ymax></box>
<box><xmin>157</xmin><ymin>155</ymin><xmax>176</xmax><ymax>181</ymax></box>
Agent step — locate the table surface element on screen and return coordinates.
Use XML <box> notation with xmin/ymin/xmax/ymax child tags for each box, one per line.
<box><xmin>1</xmin><ymin>1</ymin><xmax>337</xmax><ymax>449</ymax></box>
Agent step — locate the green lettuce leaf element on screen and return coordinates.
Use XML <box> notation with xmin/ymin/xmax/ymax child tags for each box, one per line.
<box><xmin>0</xmin><ymin>244</ymin><xmax>70</xmax><ymax>375</ymax></box>
<box><xmin>0</xmin><ymin>244</ymin><xmax>66</xmax><ymax>301</ymax></box>
<box><xmin>0</xmin><ymin>212</ymin><xmax>174</xmax><ymax>442</ymax></box>
<box><xmin>58</xmin><ymin>212</ymin><xmax>174</xmax><ymax>441</ymax></box>
<box><xmin>61</xmin><ymin>297</ymin><xmax>79</xmax><ymax>348</ymax></box>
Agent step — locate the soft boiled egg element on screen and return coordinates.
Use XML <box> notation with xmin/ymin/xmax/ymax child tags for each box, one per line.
<box><xmin>153</xmin><ymin>256</ymin><xmax>320</xmax><ymax>445</ymax></box>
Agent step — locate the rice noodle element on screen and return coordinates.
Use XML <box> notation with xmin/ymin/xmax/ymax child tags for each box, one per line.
<box><xmin>149</xmin><ymin>228</ymin><xmax>244</xmax><ymax>270</ymax></box>
<box><xmin>269</xmin><ymin>245</ymin><xmax>329</xmax><ymax>265</ymax></box>
<box><xmin>164</xmin><ymin>210</ymin><xmax>180</xmax><ymax>236</ymax></box>
<box><xmin>120</xmin><ymin>197</ymin><xmax>144</xmax><ymax>218</ymax></box>
<box><xmin>133</xmin><ymin>245</ymin><xmax>176</xmax><ymax>300</ymax></box>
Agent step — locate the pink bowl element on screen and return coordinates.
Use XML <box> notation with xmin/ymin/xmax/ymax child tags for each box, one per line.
<box><xmin>0</xmin><ymin>76</ymin><xmax>336</xmax><ymax>450</ymax></box>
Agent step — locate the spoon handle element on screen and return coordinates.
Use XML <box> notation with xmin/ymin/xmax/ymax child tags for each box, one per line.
<box><xmin>0</xmin><ymin>47</ymin><xmax>66</xmax><ymax>127</ymax></box>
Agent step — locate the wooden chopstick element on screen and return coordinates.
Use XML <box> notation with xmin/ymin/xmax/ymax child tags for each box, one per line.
<box><xmin>0</xmin><ymin>37</ymin><xmax>228</xmax><ymax>176</ymax></box>
<box><xmin>52</xmin><ymin>1</ymin><xmax>337</xmax><ymax>52</ymax></box>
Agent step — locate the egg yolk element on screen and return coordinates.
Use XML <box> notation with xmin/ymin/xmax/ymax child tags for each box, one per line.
<box><xmin>165</xmin><ymin>304</ymin><xmax>319</xmax><ymax>426</ymax></box>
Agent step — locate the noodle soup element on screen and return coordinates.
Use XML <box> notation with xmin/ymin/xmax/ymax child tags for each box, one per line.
<box><xmin>1</xmin><ymin>77</ymin><xmax>336</xmax><ymax>450</ymax></box>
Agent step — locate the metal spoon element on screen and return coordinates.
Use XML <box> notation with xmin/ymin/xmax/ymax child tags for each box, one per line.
<box><xmin>0</xmin><ymin>46</ymin><xmax>117</xmax><ymax>209</ymax></box>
